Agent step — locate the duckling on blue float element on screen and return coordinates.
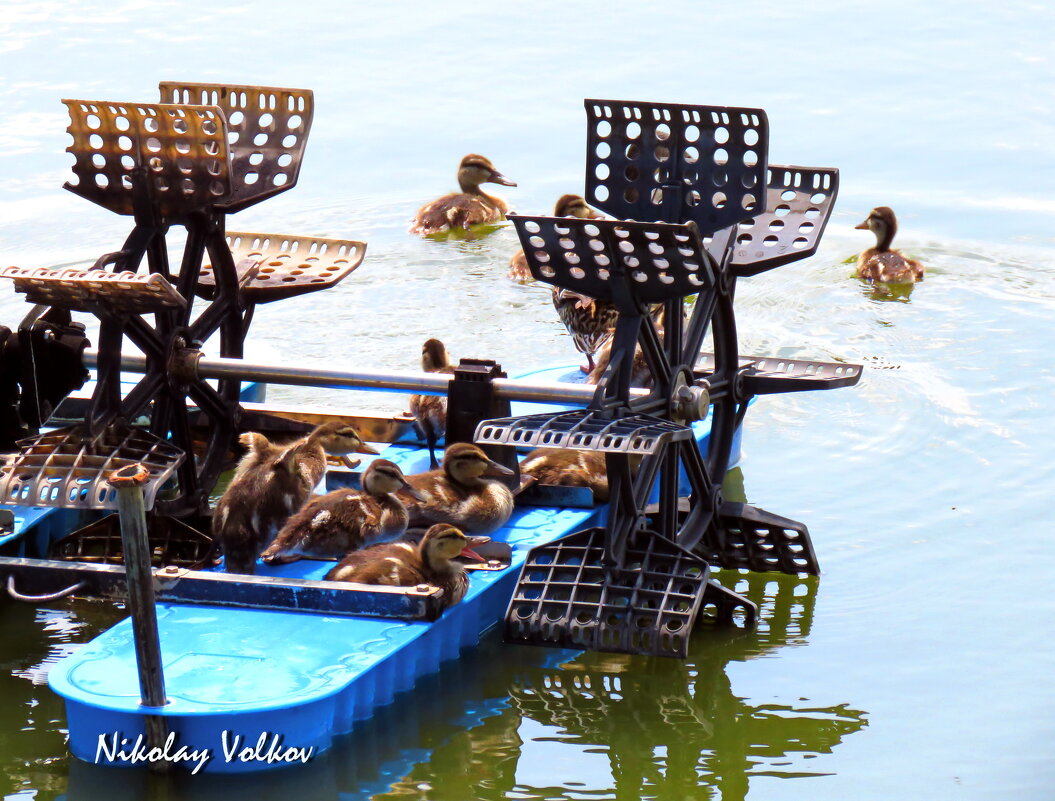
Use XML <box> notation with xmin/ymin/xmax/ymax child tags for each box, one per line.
<box><xmin>260</xmin><ymin>458</ymin><xmax>423</xmax><ymax>565</ymax></box>
<box><xmin>213</xmin><ymin>421</ymin><xmax>378</xmax><ymax>574</ymax></box>
<box><xmin>402</xmin><ymin>442</ymin><xmax>514</xmax><ymax>534</ymax></box>
<box><xmin>324</xmin><ymin>523</ymin><xmax>486</xmax><ymax>608</ymax></box>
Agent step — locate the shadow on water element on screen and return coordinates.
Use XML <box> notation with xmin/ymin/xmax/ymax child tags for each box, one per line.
<box><xmin>57</xmin><ymin>548</ymin><xmax>866</xmax><ymax>801</ymax></box>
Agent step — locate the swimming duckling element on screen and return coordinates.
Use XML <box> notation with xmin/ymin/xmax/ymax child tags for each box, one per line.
<box><xmin>855</xmin><ymin>206</ymin><xmax>924</xmax><ymax>283</ymax></box>
<box><xmin>402</xmin><ymin>442</ymin><xmax>515</xmax><ymax>534</ymax></box>
<box><xmin>508</xmin><ymin>194</ymin><xmax>603</xmax><ymax>282</ymax></box>
<box><xmin>410</xmin><ymin>154</ymin><xmax>516</xmax><ymax>235</ymax></box>
<box><xmin>325</xmin><ymin>523</ymin><xmax>486</xmax><ymax>608</ymax></box>
<box><xmin>260</xmin><ymin>459</ymin><xmax>424</xmax><ymax>565</ymax></box>
<box><xmin>213</xmin><ymin>421</ymin><xmax>379</xmax><ymax>574</ymax></box>
<box><xmin>409</xmin><ymin>339</ymin><xmax>454</xmax><ymax>469</ymax></box>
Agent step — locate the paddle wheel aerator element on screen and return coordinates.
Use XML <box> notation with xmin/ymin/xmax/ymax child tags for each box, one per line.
<box><xmin>480</xmin><ymin>100</ymin><xmax>862</xmax><ymax>657</ymax></box>
<box><xmin>0</xmin><ymin>83</ymin><xmax>365</xmax><ymax>534</ymax></box>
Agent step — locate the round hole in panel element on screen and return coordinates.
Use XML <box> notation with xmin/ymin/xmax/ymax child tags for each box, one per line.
<box><xmin>273</xmin><ymin>174</ymin><xmax>288</xmax><ymax>186</ymax></box>
<box><xmin>595</xmin><ymin>163</ymin><xmax>610</xmax><ymax>180</ymax></box>
<box><xmin>245</xmin><ymin>172</ymin><xmax>259</xmax><ymax>185</ymax></box>
<box><xmin>712</xmin><ymin>191</ymin><xmax>727</xmax><ymax>209</ymax></box>
<box><xmin>714</xmin><ymin>148</ymin><xmax>728</xmax><ymax>166</ymax></box>
<box><xmin>594</xmin><ymin>185</ymin><xmax>609</xmax><ymax>202</ymax></box>
<box><xmin>683</xmin><ymin>146</ymin><xmax>699</xmax><ymax>164</ymax></box>
<box><xmin>768</xmin><ymin>219</ymin><xmax>784</xmax><ymax>231</ymax></box>
<box><xmin>810</xmin><ymin>192</ymin><xmax>826</xmax><ymax>203</ymax></box>
<box><xmin>737</xmin><ymin>232</ymin><xmax>752</xmax><ymax>244</ymax></box>
<box><xmin>741</xmin><ymin>194</ymin><xmax>757</xmax><ymax>211</ymax></box>
<box><xmin>597</xmin><ymin>120</ymin><xmax>611</xmax><ymax>137</ymax></box>
<box><xmin>624</xmin><ymin>187</ymin><xmax>639</xmax><ymax>203</ymax></box>
<box><xmin>259</xmin><ymin>112</ymin><xmax>274</xmax><ymax>129</ymax></box>
<box><xmin>249</xmin><ymin>152</ymin><xmax>264</xmax><ymax>166</ymax></box>
<box><xmin>595</xmin><ymin>141</ymin><xmax>610</xmax><ymax>159</ymax></box>
<box><xmin>570</xmin><ymin>267</ymin><xmax>586</xmax><ymax>279</ymax></box>
<box><xmin>804</xmin><ymin>207</ymin><xmax>820</xmax><ymax>219</ymax></box>
<box><xmin>92</xmin><ymin>153</ymin><xmax>106</xmax><ymax>168</ymax></box>
<box><xmin>792</xmin><ymin>237</ymin><xmax>809</xmax><ymax>249</ymax></box>
<box><xmin>144</xmin><ymin>136</ymin><xmax>160</xmax><ymax>153</ymax></box>
<box><xmin>632</xmin><ymin>270</ymin><xmax>648</xmax><ymax>282</ymax></box>
<box><xmin>715</xmin><ymin>126</ymin><xmax>729</xmax><ymax>144</ymax></box>
<box><xmin>282</xmin><ymin>134</ymin><xmax>297</xmax><ymax>148</ymax></box>
<box><xmin>712</xmin><ymin>169</ymin><xmax>727</xmax><ymax>187</ymax></box>
<box><xmin>799</xmin><ymin>221</ymin><xmax>815</xmax><ymax>233</ymax></box>
<box><xmin>685</xmin><ymin>124</ymin><xmax>700</xmax><ymax>142</ymax></box>
<box><xmin>594</xmin><ymin>254</ymin><xmax>610</xmax><ymax>267</ymax></box>
<box><xmin>626</xmin><ymin>121</ymin><xmax>641</xmax><ymax>139</ymax></box>
<box><xmin>253</xmin><ymin>132</ymin><xmax>269</xmax><ymax>147</ymax></box>
<box><xmin>763</xmin><ymin>235</ymin><xmax>779</xmax><ymax>247</ymax></box>
<box><xmin>774</xmin><ymin>203</ymin><xmax>791</xmax><ymax>217</ymax></box>
<box><xmin>624</xmin><ymin>164</ymin><xmax>639</xmax><ymax>182</ymax></box>
<box><xmin>743</xmin><ymin>150</ymin><xmax>758</xmax><ymax>167</ymax></box>
<box><xmin>744</xmin><ymin>128</ymin><xmax>759</xmax><ymax>146</ymax></box>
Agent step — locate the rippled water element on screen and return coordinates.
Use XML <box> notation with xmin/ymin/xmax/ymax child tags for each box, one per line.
<box><xmin>2</xmin><ymin>0</ymin><xmax>1055</xmax><ymax>798</ymax></box>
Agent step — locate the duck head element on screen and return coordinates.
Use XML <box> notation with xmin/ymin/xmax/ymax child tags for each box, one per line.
<box><xmin>855</xmin><ymin>206</ymin><xmax>898</xmax><ymax>251</ymax></box>
<box><xmin>554</xmin><ymin>194</ymin><xmax>603</xmax><ymax>219</ymax></box>
<box><xmin>420</xmin><ymin>523</ymin><xmax>487</xmax><ymax>570</ymax></box>
<box><xmin>457</xmin><ymin>154</ymin><xmax>516</xmax><ymax>193</ymax></box>
<box><xmin>362</xmin><ymin>458</ymin><xmax>425</xmax><ymax>501</ymax></box>
<box><xmin>309</xmin><ymin>421</ymin><xmax>380</xmax><ymax>456</ymax></box>
<box><xmin>442</xmin><ymin>442</ymin><xmax>515</xmax><ymax>484</ymax></box>
<box><xmin>421</xmin><ymin>338</ymin><xmax>450</xmax><ymax>372</ymax></box>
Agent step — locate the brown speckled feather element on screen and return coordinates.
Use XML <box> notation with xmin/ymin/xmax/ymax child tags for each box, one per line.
<box><xmin>520</xmin><ymin>448</ymin><xmax>611</xmax><ymax>502</ymax></box>
<box><xmin>411</xmin><ymin>192</ymin><xmax>509</xmax><ymax>235</ymax></box>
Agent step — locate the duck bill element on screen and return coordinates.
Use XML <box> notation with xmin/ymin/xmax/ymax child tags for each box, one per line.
<box><xmin>854</xmin><ymin>220</ymin><xmax>870</xmax><ymax>230</ymax></box>
<box><xmin>356</xmin><ymin>442</ymin><xmax>381</xmax><ymax>455</ymax></box>
<box><xmin>483</xmin><ymin>459</ymin><xmax>516</xmax><ymax>478</ymax></box>
<box><xmin>401</xmin><ymin>480</ymin><xmax>427</xmax><ymax>502</ymax></box>
<box><xmin>488</xmin><ymin>171</ymin><xmax>517</xmax><ymax>187</ymax></box>
<box><xmin>459</xmin><ymin>537</ymin><xmax>489</xmax><ymax>562</ymax></box>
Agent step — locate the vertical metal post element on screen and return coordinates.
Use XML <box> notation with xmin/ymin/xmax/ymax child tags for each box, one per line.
<box><xmin>108</xmin><ymin>463</ymin><xmax>170</xmax><ymax>771</ymax></box>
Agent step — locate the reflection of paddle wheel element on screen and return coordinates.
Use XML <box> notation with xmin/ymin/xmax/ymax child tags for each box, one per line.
<box><xmin>0</xmin><ymin>83</ymin><xmax>365</xmax><ymax>531</ymax></box>
<box><xmin>485</xmin><ymin>100</ymin><xmax>862</xmax><ymax>656</ymax></box>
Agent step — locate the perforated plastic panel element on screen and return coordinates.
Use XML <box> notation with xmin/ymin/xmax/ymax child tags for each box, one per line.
<box><xmin>509</xmin><ymin>215</ymin><xmax>715</xmax><ymax>305</ymax></box>
<box><xmin>505</xmin><ymin>526</ymin><xmax>756</xmax><ymax>657</ymax></box>
<box><xmin>159</xmin><ymin>83</ymin><xmax>313</xmax><ymax>213</ymax></box>
<box><xmin>0</xmin><ymin>423</ymin><xmax>185</xmax><ymax>511</ymax></box>
<box><xmin>62</xmin><ymin>99</ymin><xmax>230</xmax><ymax>217</ymax></box>
<box><xmin>731</xmin><ymin>166</ymin><xmax>840</xmax><ymax>275</ymax></box>
<box><xmin>196</xmin><ymin>232</ymin><xmax>366</xmax><ymax>303</ymax></box>
<box><xmin>0</xmin><ymin>266</ymin><xmax>187</xmax><ymax>315</ymax></box>
<box><xmin>475</xmin><ymin>410</ymin><xmax>693</xmax><ymax>455</ymax></box>
<box><xmin>584</xmin><ymin>99</ymin><xmax>768</xmax><ymax>235</ymax></box>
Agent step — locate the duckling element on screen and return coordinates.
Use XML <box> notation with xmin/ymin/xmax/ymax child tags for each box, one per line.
<box><xmin>520</xmin><ymin>448</ymin><xmax>612</xmax><ymax>502</ymax></box>
<box><xmin>213</xmin><ymin>421</ymin><xmax>379</xmax><ymax>574</ymax></box>
<box><xmin>325</xmin><ymin>523</ymin><xmax>486</xmax><ymax>608</ymax></box>
<box><xmin>260</xmin><ymin>459</ymin><xmax>424</xmax><ymax>565</ymax></box>
<box><xmin>402</xmin><ymin>442</ymin><xmax>515</xmax><ymax>534</ymax></box>
<box><xmin>410</xmin><ymin>154</ymin><xmax>516</xmax><ymax>236</ymax></box>
<box><xmin>508</xmin><ymin>194</ymin><xmax>603</xmax><ymax>282</ymax></box>
<box><xmin>409</xmin><ymin>338</ymin><xmax>454</xmax><ymax>469</ymax></box>
<box><xmin>855</xmin><ymin>206</ymin><xmax>924</xmax><ymax>283</ymax></box>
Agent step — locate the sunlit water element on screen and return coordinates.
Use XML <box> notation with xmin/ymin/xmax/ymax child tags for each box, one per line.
<box><xmin>2</xmin><ymin>1</ymin><xmax>1054</xmax><ymax>799</ymax></box>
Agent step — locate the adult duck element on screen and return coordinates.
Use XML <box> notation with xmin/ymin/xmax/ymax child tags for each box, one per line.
<box><xmin>855</xmin><ymin>206</ymin><xmax>924</xmax><ymax>283</ymax></box>
<box><xmin>410</xmin><ymin>154</ymin><xmax>516</xmax><ymax>235</ymax></box>
<box><xmin>213</xmin><ymin>421</ymin><xmax>378</xmax><ymax>574</ymax></box>
<box><xmin>325</xmin><ymin>523</ymin><xmax>486</xmax><ymax>608</ymax></box>
<box><xmin>260</xmin><ymin>459</ymin><xmax>423</xmax><ymax>564</ymax></box>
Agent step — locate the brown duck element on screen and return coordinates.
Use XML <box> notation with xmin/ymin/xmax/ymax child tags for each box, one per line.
<box><xmin>409</xmin><ymin>338</ymin><xmax>453</xmax><ymax>469</ymax></box>
<box><xmin>325</xmin><ymin>523</ymin><xmax>486</xmax><ymax>608</ymax></box>
<box><xmin>855</xmin><ymin>206</ymin><xmax>924</xmax><ymax>283</ymax></box>
<box><xmin>402</xmin><ymin>442</ymin><xmax>515</xmax><ymax>534</ymax></box>
<box><xmin>213</xmin><ymin>422</ymin><xmax>379</xmax><ymax>574</ymax></box>
<box><xmin>508</xmin><ymin>194</ymin><xmax>603</xmax><ymax>283</ymax></box>
<box><xmin>260</xmin><ymin>459</ymin><xmax>424</xmax><ymax>565</ymax></box>
<box><xmin>410</xmin><ymin>154</ymin><xmax>516</xmax><ymax>235</ymax></box>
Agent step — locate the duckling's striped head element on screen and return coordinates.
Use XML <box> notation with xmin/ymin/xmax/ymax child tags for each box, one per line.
<box><xmin>310</xmin><ymin>421</ymin><xmax>380</xmax><ymax>456</ymax></box>
<box><xmin>554</xmin><ymin>194</ymin><xmax>603</xmax><ymax>219</ymax></box>
<box><xmin>362</xmin><ymin>458</ymin><xmax>422</xmax><ymax>499</ymax></box>
<box><xmin>442</xmin><ymin>442</ymin><xmax>515</xmax><ymax>482</ymax></box>
<box><xmin>420</xmin><ymin>523</ymin><xmax>487</xmax><ymax>564</ymax></box>
<box><xmin>458</xmin><ymin>154</ymin><xmax>516</xmax><ymax>191</ymax></box>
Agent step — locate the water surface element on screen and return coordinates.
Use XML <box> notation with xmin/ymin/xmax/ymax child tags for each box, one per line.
<box><xmin>1</xmin><ymin>1</ymin><xmax>1054</xmax><ymax>799</ymax></box>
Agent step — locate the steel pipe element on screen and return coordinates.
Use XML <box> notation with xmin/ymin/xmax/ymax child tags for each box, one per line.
<box><xmin>82</xmin><ymin>349</ymin><xmax>648</xmax><ymax>405</ymax></box>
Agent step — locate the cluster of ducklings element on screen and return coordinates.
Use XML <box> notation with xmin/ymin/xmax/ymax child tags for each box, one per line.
<box><xmin>410</xmin><ymin>155</ymin><xmax>925</xmax><ymax>379</ymax></box>
<box><xmin>214</xmin><ymin>423</ymin><xmax>519</xmax><ymax>607</ymax></box>
<box><xmin>213</xmin><ymin>157</ymin><xmax>925</xmax><ymax>603</ymax></box>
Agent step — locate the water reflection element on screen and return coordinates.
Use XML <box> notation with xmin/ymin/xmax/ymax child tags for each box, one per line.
<box><xmin>59</xmin><ymin>566</ymin><xmax>865</xmax><ymax>801</ymax></box>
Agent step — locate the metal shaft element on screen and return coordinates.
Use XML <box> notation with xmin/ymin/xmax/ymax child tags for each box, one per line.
<box><xmin>108</xmin><ymin>465</ymin><xmax>170</xmax><ymax>770</ymax></box>
<box><xmin>82</xmin><ymin>349</ymin><xmax>649</xmax><ymax>404</ymax></box>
